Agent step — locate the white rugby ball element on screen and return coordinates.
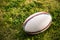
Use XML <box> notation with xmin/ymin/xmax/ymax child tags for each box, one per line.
<box><xmin>23</xmin><ymin>12</ymin><xmax>52</xmax><ymax>34</ymax></box>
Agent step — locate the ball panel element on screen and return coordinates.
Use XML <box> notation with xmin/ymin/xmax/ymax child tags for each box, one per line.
<box><xmin>23</xmin><ymin>12</ymin><xmax>48</xmax><ymax>25</ymax></box>
<box><xmin>26</xmin><ymin>22</ymin><xmax>52</xmax><ymax>35</ymax></box>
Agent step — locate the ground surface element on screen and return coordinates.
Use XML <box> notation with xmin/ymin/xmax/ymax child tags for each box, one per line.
<box><xmin>0</xmin><ymin>0</ymin><xmax>60</xmax><ymax>40</ymax></box>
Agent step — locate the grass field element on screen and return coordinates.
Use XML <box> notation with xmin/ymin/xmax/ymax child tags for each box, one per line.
<box><xmin>0</xmin><ymin>0</ymin><xmax>60</xmax><ymax>40</ymax></box>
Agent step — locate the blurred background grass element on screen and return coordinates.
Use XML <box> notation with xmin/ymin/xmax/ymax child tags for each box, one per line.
<box><xmin>0</xmin><ymin>0</ymin><xmax>60</xmax><ymax>40</ymax></box>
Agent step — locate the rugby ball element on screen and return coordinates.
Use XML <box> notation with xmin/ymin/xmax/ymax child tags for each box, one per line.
<box><xmin>23</xmin><ymin>12</ymin><xmax>52</xmax><ymax>34</ymax></box>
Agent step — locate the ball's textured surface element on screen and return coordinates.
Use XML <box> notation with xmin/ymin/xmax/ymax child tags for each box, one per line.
<box><xmin>23</xmin><ymin>12</ymin><xmax>52</xmax><ymax>34</ymax></box>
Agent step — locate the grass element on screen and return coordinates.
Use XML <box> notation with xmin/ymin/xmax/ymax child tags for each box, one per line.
<box><xmin>0</xmin><ymin>0</ymin><xmax>60</xmax><ymax>40</ymax></box>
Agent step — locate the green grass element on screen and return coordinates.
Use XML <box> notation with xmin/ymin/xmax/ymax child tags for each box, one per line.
<box><xmin>0</xmin><ymin>0</ymin><xmax>60</xmax><ymax>40</ymax></box>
